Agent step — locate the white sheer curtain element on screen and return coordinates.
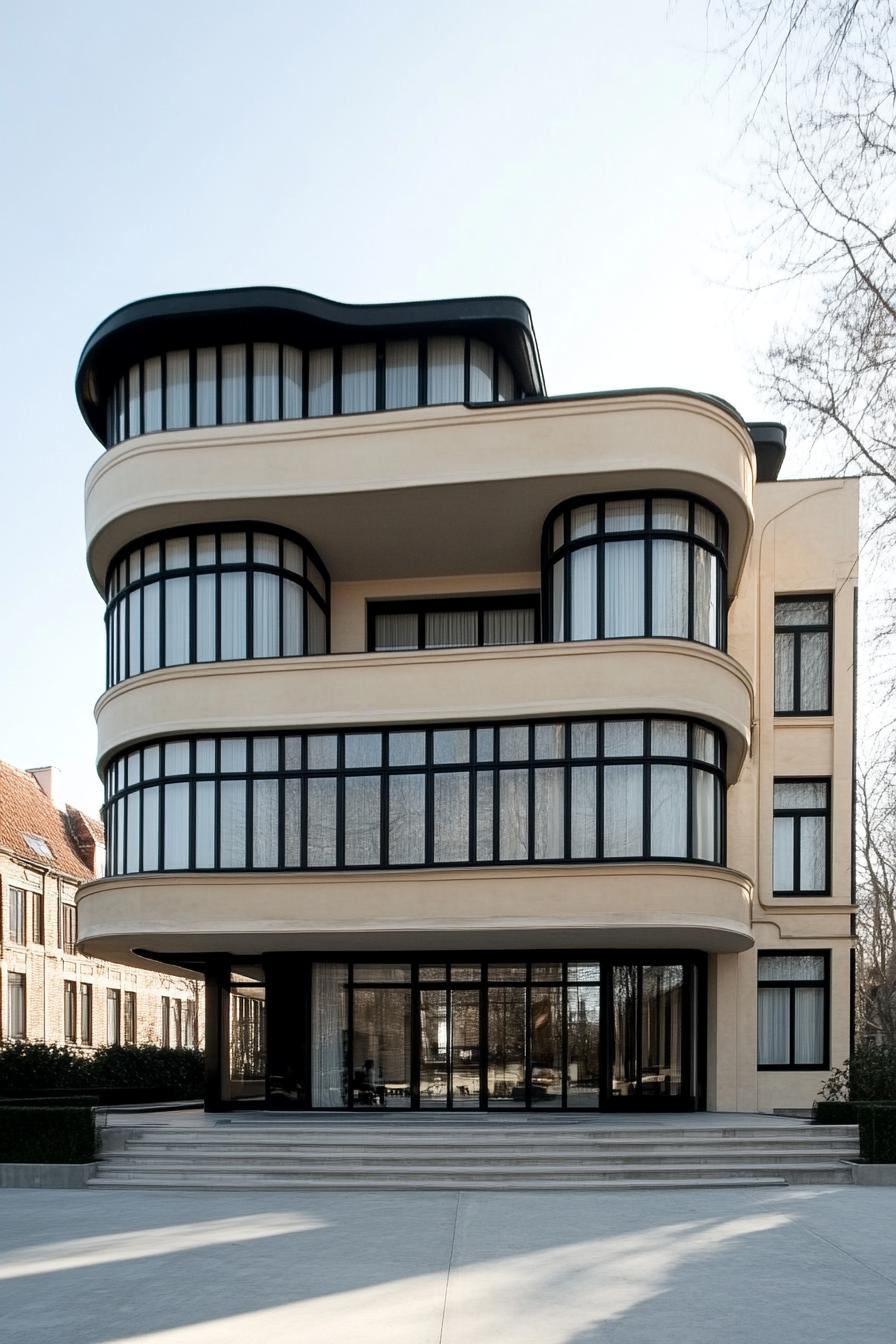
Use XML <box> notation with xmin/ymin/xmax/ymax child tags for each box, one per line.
<box><xmin>605</xmin><ymin>499</ymin><xmax>644</xmax><ymax>532</ymax></box>
<box><xmin>652</xmin><ymin>540</ymin><xmax>689</xmax><ymax>638</ymax></box>
<box><xmin>433</xmin><ymin>773</ymin><xmax>469</xmax><ymax>863</ymax></box>
<box><xmin>126</xmin><ymin>794</ymin><xmax>140</xmax><ymax>873</ymax></box>
<box><xmin>795</xmin><ymin>987</ymin><xmax>824</xmax><ymax>1063</ymax></box>
<box><xmin>307</xmin><ymin>777</ymin><xmax>338</xmax><ymax>867</ymax></box>
<box><xmin>282</xmin><ymin>346</ymin><xmax>302</xmax><ymax>420</ymax></box>
<box><xmin>800</xmin><ymin>816</ymin><xmax>827</xmax><ymax>890</ymax></box>
<box><xmin>252</xmin><ymin>779</ymin><xmax>279</xmax><ymax>867</ymax></box>
<box><xmin>758</xmin><ymin>986</ymin><xmax>790</xmax><ymax>1064</ymax></box>
<box><xmin>799</xmin><ymin>632</ymin><xmax>830</xmax><ymax>710</ymax></box>
<box><xmin>650</xmin><ymin>765</ymin><xmax>687</xmax><ymax>856</ymax></box>
<box><xmin>308</xmin><ymin>349</ymin><xmax>334</xmax><ymax>416</ymax></box>
<box><xmin>282</xmin><ymin>580</ymin><xmax>302</xmax><ymax>656</ymax></box>
<box><xmin>194</xmin><ymin>781</ymin><xmax>215</xmax><ymax>868</ymax></box>
<box><xmin>128</xmin><ymin>591</ymin><xmax>141</xmax><ymax>676</ymax></box>
<box><xmin>344</xmin><ymin>776</ymin><xmax>381</xmax><ymax>865</ymax></box>
<box><xmin>143</xmin><ymin>357</ymin><xmax>162</xmax><ymax>432</ymax></box>
<box><xmin>603</xmin><ymin>764</ymin><xmax>643</xmax><ymax>857</ymax></box>
<box><xmin>165</xmin><ymin>350</ymin><xmax>190</xmax><ymax>429</ymax></box>
<box><xmin>468</xmin><ymin>340</ymin><xmax>493</xmax><ymax>401</ymax></box>
<box><xmin>307</xmin><ymin>601</ymin><xmax>327</xmax><ymax>655</ymax></box>
<box><xmin>141</xmin><ymin>582</ymin><xmax>160</xmax><ymax>676</ymax></box>
<box><xmin>604</xmin><ymin>540</ymin><xmax>644</xmax><ymax>636</ymax></box>
<box><xmin>773</xmin><ymin>816</ymin><xmax>794</xmax><ymax>890</ymax></box>
<box><xmin>483</xmin><ymin>608</ymin><xmax>535</xmax><ymax>645</ymax></box>
<box><xmin>385</xmin><ymin>341</ymin><xmax>418</xmax><ymax>408</ymax></box>
<box><xmin>774</xmin><ymin>631</ymin><xmax>795</xmax><ymax>711</ymax></box>
<box><xmin>163</xmin><ymin>782</ymin><xmax>189</xmax><ymax>869</ymax></box>
<box><xmin>221</xmin><ymin>345</ymin><xmax>246</xmax><ymax>423</ymax></box>
<box><xmin>375</xmin><ymin>613</ymin><xmax>417</xmax><ymax>650</ymax></box>
<box><xmin>388</xmin><ymin>774</ymin><xmax>426</xmax><ymax>864</ymax></box>
<box><xmin>693</xmin><ymin>548</ymin><xmax>718</xmax><ymax>646</ymax></box>
<box><xmin>342</xmin><ymin>344</ymin><xmax>376</xmax><ymax>413</ymax></box>
<box><xmin>284</xmin><ymin>777</ymin><xmax>302</xmax><ymax>866</ymax></box>
<box><xmin>253</xmin><ymin>572</ymin><xmax>280</xmax><ymax>657</ymax></box>
<box><xmin>652</xmin><ymin>498</ymin><xmax>689</xmax><ymax>530</ymax></box>
<box><xmin>311</xmin><ymin>963</ymin><xmax>348</xmax><ymax>1107</ymax></box>
<box><xmin>552</xmin><ymin>561</ymin><xmax>565</xmax><ymax>640</ymax></box>
<box><xmin>196</xmin><ymin>574</ymin><xmax>216</xmax><ymax>662</ymax></box>
<box><xmin>425</xmin><ymin>610</ymin><xmax>476</xmax><ymax>648</ymax></box>
<box><xmin>128</xmin><ymin>364</ymin><xmax>141</xmax><ymax>436</ymax></box>
<box><xmin>604</xmin><ymin>720</ymin><xmax>643</xmax><ymax>756</ymax></box>
<box><xmin>196</xmin><ymin>347</ymin><xmax>217</xmax><ymax>425</ymax></box>
<box><xmin>476</xmin><ymin>772</ymin><xmax>494</xmax><ymax>860</ymax></box>
<box><xmin>142</xmin><ymin>786</ymin><xmax>159</xmax><ymax>871</ymax></box>
<box><xmin>164</xmin><ymin>577</ymin><xmax>190</xmax><ymax>666</ymax></box>
<box><xmin>219</xmin><ymin>780</ymin><xmax>247</xmax><ymax>868</ymax></box>
<box><xmin>220</xmin><ymin>573</ymin><xmax>247</xmax><ymax>660</ymax></box>
<box><xmin>570</xmin><ymin>766</ymin><xmax>597</xmax><ymax>857</ymax></box>
<box><xmin>571</xmin><ymin>547</ymin><xmax>598</xmax><ymax>639</ymax></box>
<box><xmin>534</xmin><ymin>768</ymin><xmax>564</xmax><ymax>859</ymax></box>
<box><xmin>252</xmin><ymin>343</ymin><xmax>279</xmax><ymax>421</ymax></box>
<box><xmin>427</xmin><ymin>337</ymin><xmax>464</xmax><ymax>404</ymax></box>
<box><xmin>499</xmin><ymin>769</ymin><xmax>529</xmax><ymax>861</ymax></box>
<box><xmin>692</xmin><ymin>770</ymin><xmax>716</xmax><ymax>861</ymax></box>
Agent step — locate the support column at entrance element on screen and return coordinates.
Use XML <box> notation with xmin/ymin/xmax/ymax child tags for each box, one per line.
<box><xmin>265</xmin><ymin>953</ymin><xmax>311</xmax><ymax>1108</ymax></box>
<box><xmin>204</xmin><ymin>955</ymin><xmax>231</xmax><ymax>1113</ymax></box>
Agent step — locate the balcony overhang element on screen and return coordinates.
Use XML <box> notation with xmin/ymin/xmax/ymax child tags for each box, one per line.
<box><xmin>85</xmin><ymin>393</ymin><xmax>756</xmax><ymax>595</ymax></box>
<box><xmin>95</xmin><ymin>639</ymin><xmax>753</xmax><ymax>782</ymax></box>
<box><xmin>76</xmin><ymin>863</ymin><xmax>755</xmax><ymax>972</ymax></box>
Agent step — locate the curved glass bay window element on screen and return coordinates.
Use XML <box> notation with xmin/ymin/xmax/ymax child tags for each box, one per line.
<box><xmin>103</xmin><ymin>715</ymin><xmax>724</xmax><ymax>876</ymax></box>
<box><xmin>105</xmin><ymin>337</ymin><xmax>518</xmax><ymax>446</ymax></box>
<box><xmin>105</xmin><ymin>525</ymin><xmax>329</xmax><ymax>688</ymax></box>
<box><xmin>543</xmin><ymin>494</ymin><xmax>728</xmax><ymax>650</ymax></box>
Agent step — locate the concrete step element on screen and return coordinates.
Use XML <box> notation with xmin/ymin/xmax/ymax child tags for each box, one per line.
<box><xmin>109</xmin><ymin>1145</ymin><xmax>858</xmax><ymax>1167</ymax></box>
<box><xmin>94</xmin><ymin>1158</ymin><xmax>854</xmax><ymax>1184</ymax></box>
<box><xmin>88</xmin><ymin>1171</ymin><xmax>793</xmax><ymax>1191</ymax></box>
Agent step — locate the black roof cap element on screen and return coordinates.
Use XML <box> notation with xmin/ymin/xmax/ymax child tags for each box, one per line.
<box><xmin>747</xmin><ymin>422</ymin><xmax>787</xmax><ymax>481</ymax></box>
<box><xmin>75</xmin><ymin>285</ymin><xmax>546</xmax><ymax>440</ymax></box>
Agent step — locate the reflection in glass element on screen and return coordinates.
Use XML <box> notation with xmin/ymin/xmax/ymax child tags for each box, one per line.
<box><xmin>451</xmin><ymin>989</ymin><xmax>480</xmax><ymax>1107</ymax></box>
<box><xmin>567</xmin><ymin>983</ymin><xmax>600</xmax><ymax>1107</ymax></box>
<box><xmin>641</xmin><ymin>964</ymin><xmax>683</xmax><ymax>1096</ymax></box>
<box><xmin>530</xmin><ymin>986</ymin><xmax>562</xmax><ymax>1106</ymax></box>
<box><xmin>612</xmin><ymin>965</ymin><xmax>639</xmax><ymax>1099</ymax></box>
<box><xmin>420</xmin><ymin>990</ymin><xmax>448</xmax><ymax>1107</ymax></box>
<box><xmin>487</xmin><ymin>986</ymin><xmax>526</xmax><ymax>1107</ymax></box>
<box><xmin>312</xmin><ymin>962</ymin><xmax>347</xmax><ymax>1106</ymax></box>
<box><xmin>352</xmin><ymin>988</ymin><xmax>411</xmax><ymax>1108</ymax></box>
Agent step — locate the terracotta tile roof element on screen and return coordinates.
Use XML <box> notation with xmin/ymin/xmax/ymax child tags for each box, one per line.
<box><xmin>0</xmin><ymin>760</ymin><xmax>103</xmax><ymax>882</ymax></box>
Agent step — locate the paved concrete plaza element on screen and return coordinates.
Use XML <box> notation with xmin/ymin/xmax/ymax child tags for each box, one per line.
<box><xmin>2</xmin><ymin>1184</ymin><xmax>895</xmax><ymax>1343</ymax></box>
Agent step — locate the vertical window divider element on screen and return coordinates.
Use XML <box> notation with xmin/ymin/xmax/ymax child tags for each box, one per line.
<box><xmin>277</xmin><ymin>342</ymin><xmax>284</xmax><ymax>424</ymax></box>
<box><xmin>215</xmin><ymin>346</ymin><xmax>222</xmax><ymax>426</ymax></box>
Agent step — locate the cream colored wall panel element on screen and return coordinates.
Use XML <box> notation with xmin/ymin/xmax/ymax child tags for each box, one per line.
<box><xmin>95</xmin><ymin>639</ymin><xmax>753</xmax><ymax>780</ymax></box>
<box><xmin>84</xmin><ymin>394</ymin><xmax>755</xmax><ymax>592</ymax></box>
<box><xmin>76</xmin><ymin>863</ymin><xmax>754</xmax><ymax>969</ymax></box>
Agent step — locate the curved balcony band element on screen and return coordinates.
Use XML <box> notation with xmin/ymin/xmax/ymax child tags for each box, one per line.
<box><xmin>543</xmin><ymin>492</ymin><xmax>728</xmax><ymax>652</ymax></box>
<box><xmin>104</xmin><ymin>523</ymin><xmax>329</xmax><ymax>689</ymax></box>
<box><xmin>75</xmin><ymin>287</ymin><xmax>545</xmax><ymax>447</ymax></box>
<box><xmin>102</xmin><ymin>715</ymin><xmax>725</xmax><ymax>880</ymax></box>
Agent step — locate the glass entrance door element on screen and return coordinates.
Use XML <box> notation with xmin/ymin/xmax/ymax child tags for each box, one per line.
<box><xmin>351</xmin><ymin>986</ymin><xmax>412</xmax><ymax>1108</ymax></box>
<box><xmin>609</xmin><ymin>961</ymin><xmax>688</xmax><ymax>1108</ymax></box>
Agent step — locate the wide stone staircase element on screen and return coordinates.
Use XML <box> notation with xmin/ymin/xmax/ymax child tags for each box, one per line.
<box><xmin>90</xmin><ymin>1115</ymin><xmax>860</xmax><ymax>1191</ymax></box>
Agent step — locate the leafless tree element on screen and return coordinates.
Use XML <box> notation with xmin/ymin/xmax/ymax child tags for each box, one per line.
<box><xmin>710</xmin><ymin>3</ymin><xmax>895</xmax><ymax>524</ymax></box>
<box><xmin>856</xmin><ymin>749</ymin><xmax>896</xmax><ymax>1043</ymax></box>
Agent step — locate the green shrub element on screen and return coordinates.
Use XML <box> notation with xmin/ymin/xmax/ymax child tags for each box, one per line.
<box><xmin>90</xmin><ymin>1045</ymin><xmax>203</xmax><ymax>1096</ymax></box>
<box><xmin>814</xmin><ymin>1100</ymin><xmax>862</xmax><ymax>1124</ymax></box>
<box><xmin>0</xmin><ymin>1041</ymin><xmax>204</xmax><ymax>1099</ymax></box>
<box><xmin>817</xmin><ymin>1043</ymin><xmax>896</xmax><ymax>1105</ymax></box>
<box><xmin>0</xmin><ymin>1107</ymin><xmax>96</xmax><ymax>1163</ymax></box>
<box><xmin>858</xmin><ymin>1105</ymin><xmax>896</xmax><ymax>1164</ymax></box>
<box><xmin>0</xmin><ymin>1041</ymin><xmax>91</xmax><ymax>1092</ymax></box>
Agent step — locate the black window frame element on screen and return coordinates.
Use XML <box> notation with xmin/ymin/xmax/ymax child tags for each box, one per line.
<box><xmin>542</xmin><ymin>491</ymin><xmax>729</xmax><ymax>652</ymax></box>
<box><xmin>367</xmin><ymin>594</ymin><xmax>541</xmax><ymax>653</ymax></box>
<box><xmin>774</xmin><ymin>594</ymin><xmax>833</xmax><ymax>716</ymax></box>
<box><xmin>105</xmin><ymin>336</ymin><xmax>520</xmax><ymax>448</ymax></box>
<box><xmin>102</xmin><ymin>714</ymin><xmax>727</xmax><ymax>878</ymax></box>
<box><xmin>773</xmin><ymin>777</ymin><xmax>831</xmax><ymax>897</ymax></box>
<box><xmin>757</xmin><ymin>949</ymin><xmax>830</xmax><ymax>1070</ymax></box>
<box><xmin>104</xmin><ymin>521</ymin><xmax>331</xmax><ymax>689</ymax></box>
<box><xmin>7</xmin><ymin>972</ymin><xmax>26</xmax><ymax>1039</ymax></box>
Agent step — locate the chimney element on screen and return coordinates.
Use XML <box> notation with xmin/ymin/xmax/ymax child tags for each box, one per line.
<box><xmin>29</xmin><ymin>766</ymin><xmax>65</xmax><ymax>806</ymax></box>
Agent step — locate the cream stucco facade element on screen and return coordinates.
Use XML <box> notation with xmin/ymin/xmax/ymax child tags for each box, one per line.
<box><xmin>74</xmin><ymin>288</ymin><xmax>857</xmax><ymax>1113</ymax></box>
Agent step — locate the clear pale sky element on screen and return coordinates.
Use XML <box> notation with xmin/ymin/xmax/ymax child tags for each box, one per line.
<box><xmin>0</xmin><ymin>2</ymin><xmax>832</xmax><ymax>815</ymax></box>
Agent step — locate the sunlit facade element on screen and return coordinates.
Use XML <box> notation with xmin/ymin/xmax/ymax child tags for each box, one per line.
<box><xmin>76</xmin><ymin>286</ymin><xmax>857</xmax><ymax>1112</ymax></box>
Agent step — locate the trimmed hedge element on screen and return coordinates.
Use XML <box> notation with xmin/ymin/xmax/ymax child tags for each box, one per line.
<box><xmin>815</xmin><ymin>1101</ymin><xmax>863</xmax><ymax>1125</ymax></box>
<box><xmin>0</xmin><ymin>1041</ymin><xmax>203</xmax><ymax>1100</ymax></box>
<box><xmin>858</xmin><ymin>1105</ymin><xmax>896</xmax><ymax>1164</ymax></box>
<box><xmin>0</xmin><ymin>1096</ymin><xmax>100</xmax><ymax>1108</ymax></box>
<box><xmin>0</xmin><ymin>1107</ymin><xmax>96</xmax><ymax>1163</ymax></box>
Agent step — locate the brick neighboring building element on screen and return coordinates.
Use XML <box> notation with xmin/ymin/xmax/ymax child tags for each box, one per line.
<box><xmin>0</xmin><ymin>760</ymin><xmax>201</xmax><ymax>1052</ymax></box>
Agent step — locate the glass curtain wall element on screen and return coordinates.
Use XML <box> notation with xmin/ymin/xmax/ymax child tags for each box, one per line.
<box><xmin>544</xmin><ymin>494</ymin><xmax>727</xmax><ymax>650</ymax></box>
